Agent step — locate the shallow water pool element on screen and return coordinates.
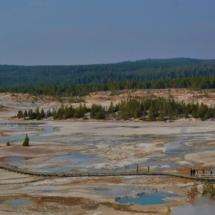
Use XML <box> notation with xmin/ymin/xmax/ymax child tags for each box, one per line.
<box><xmin>5</xmin><ymin>157</ymin><xmax>25</xmax><ymax>161</ymax></box>
<box><xmin>41</xmin><ymin>190</ymin><xmax>53</xmax><ymax>193</ymax></box>
<box><xmin>95</xmin><ymin>188</ymin><xmax>111</xmax><ymax>191</ymax></box>
<box><xmin>5</xmin><ymin>198</ymin><xmax>32</xmax><ymax>208</ymax></box>
<box><xmin>34</xmin><ymin>166</ymin><xmax>72</xmax><ymax>173</ymax></box>
<box><xmin>116</xmin><ymin>192</ymin><xmax>180</xmax><ymax>205</ymax></box>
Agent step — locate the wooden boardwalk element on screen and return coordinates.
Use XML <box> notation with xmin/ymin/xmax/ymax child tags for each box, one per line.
<box><xmin>0</xmin><ymin>163</ymin><xmax>214</xmax><ymax>181</ymax></box>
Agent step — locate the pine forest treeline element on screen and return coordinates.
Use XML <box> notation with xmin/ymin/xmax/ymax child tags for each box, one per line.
<box><xmin>2</xmin><ymin>77</ymin><xmax>215</xmax><ymax>97</ymax></box>
<box><xmin>16</xmin><ymin>97</ymin><xmax>215</xmax><ymax>121</ymax></box>
<box><xmin>1</xmin><ymin>58</ymin><xmax>215</xmax><ymax>87</ymax></box>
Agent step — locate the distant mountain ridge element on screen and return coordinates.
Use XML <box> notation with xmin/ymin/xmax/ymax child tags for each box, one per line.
<box><xmin>1</xmin><ymin>58</ymin><xmax>215</xmax><ymax>87</ymax></box>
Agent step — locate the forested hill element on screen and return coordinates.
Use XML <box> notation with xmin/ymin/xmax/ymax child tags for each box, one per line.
<box><xmin>1</xmin><ymin>58</ymin><xmax>215</xmax><ymax>87</ymax></box>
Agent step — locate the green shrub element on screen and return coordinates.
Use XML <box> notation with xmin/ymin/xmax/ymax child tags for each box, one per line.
<box><xmin>187</xmin><ymin>182</ymin><xmax>199</xmax><ymax>204</ymax></box>
<box><xmin>83</xmin><ymin>116</ymin><xmax>88</xmax><ymax>120</ymax></box>
<box><xmin>202</xmin><ymin>180</ymin><xmax>215</xmax><ymax>200</ymax></box>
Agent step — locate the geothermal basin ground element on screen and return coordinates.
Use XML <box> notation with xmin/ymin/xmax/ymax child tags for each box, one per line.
<box><xmin>1</xmin><ymin>120</ymin><xmax>215</xmax><ymax>214</ymax></box>
<box><xmin>1</xmin><ymin>92</ymin><xmax>215</xmax><ymax>214</ymax></box>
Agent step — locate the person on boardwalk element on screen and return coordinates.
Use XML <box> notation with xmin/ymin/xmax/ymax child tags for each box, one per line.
<box><xmin>193</xmin><ymin>169</ymin><xmax>195</xmax><ymax>176</ymax></box>
<box><xmin>190</xmin><ymin>168</ymin><xmax>193</xmax><ymax>176</ymax></box>
<box><xmin>147</xmin><ymin>166</ymin><xmax>150</xmax><ymax>172</ymax></box>
<box><xmin>195</xmin><ymin>170</ymin><xmax>198</xmax><ymax>178</ymax></box>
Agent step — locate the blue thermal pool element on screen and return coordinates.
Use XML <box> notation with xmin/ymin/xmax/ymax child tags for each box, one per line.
<box><xmin>116</xmin><ymin>192</ymin><xmax>181</xmax><ymax>205</ymax></box>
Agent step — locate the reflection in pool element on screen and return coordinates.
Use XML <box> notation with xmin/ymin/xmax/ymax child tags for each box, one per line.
<box><xmin>116</xmin><ymin>192</ymin><xmax>181</xmax><ymax>205</ymax></box>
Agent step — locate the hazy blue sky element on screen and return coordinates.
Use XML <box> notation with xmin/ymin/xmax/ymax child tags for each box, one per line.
<box><xmin>1</xmin><ymin>0</ymin><xmax>215</xmax><ymax>65</ymax></box>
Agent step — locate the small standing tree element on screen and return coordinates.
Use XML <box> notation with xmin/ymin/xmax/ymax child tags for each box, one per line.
<box><xmin>148</xmin><ymin>105</ymin><xmax>155</xmax><ymax>121</ymax></box>
<box><xmin>22</xmin><ymin>134</ymin><xmax>29</xmax><ymax>146</ymax></box>
<box><xmin>6</xmin><ymin>141</ymin><xmax>11</xmax><ymax>146</ymax></box>
<box><xmin>40</xmin><ymin>108</ymin><xmax>45</xmax><ymax>119</ymax></box>
<box><xmin>17</xmin><ymin>110</ymin><xmax>24</xmax><ymax>118</ymax></box>
<box><xmin>24</xmin><ymin>110</ymin><xmax>28</xmax><ymax>117</ymax></box>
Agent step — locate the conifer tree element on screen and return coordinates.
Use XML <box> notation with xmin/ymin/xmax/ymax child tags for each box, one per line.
<box><xmin>148</xmin><ymin>105</ymin><xmax>155</xmax><ymax>121</ymax></box>
<box><xmin>46</xmin><ymin>109</ymin><xmax>51</xmax><ymax>117</ymax></box>
<box><xmin>108</xmin><ymin>102</ymin><xmax>114</xmax><ymax>114</ymax></box>
<box><xmin>24</xmin><ymin>110</ymin><xmax>28</xmax><ymax>117</ymax></box>
<box><xmin>28</xmin><ymin>109</ymin><xmax>33</xmax><ymax>119</ymax></box>
<box><xmin>40</xmin><ymin>108</ymin><xmax>45</xmax><ymax>118</ymax></box>
<box><xmin>22</xmin><ymin>134</ymin><xmax>29</xmax><ymax>146</ymax></box>
<box><xmin>17</xmin><ymin>110</ymin><xmax>24</xmax><ymax>118</ymax></box>
<box><xmin>35</xmin><ymin>107</ymin><xmax>41</xmax><ymax>120</ymax></box>
<box><xmin>158</xmin><ymin>108</ymin><xmax>164</xmax><ymax>121</ymax></box>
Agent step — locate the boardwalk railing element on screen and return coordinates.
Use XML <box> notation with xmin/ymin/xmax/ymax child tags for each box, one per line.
<box><xmin>0</xmin><ymin>163</ymin><xmax>214</xmax><ymax>181</ymax></box>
